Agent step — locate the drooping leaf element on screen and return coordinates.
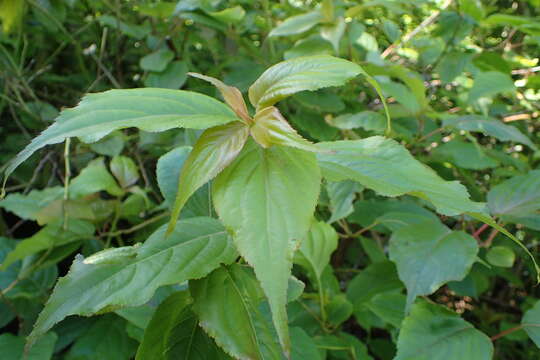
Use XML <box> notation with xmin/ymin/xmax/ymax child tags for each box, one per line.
<box><xmin>389</xmin><ymin>219</ymin><xmax>478</xmax><ymax>310</ymax></box>
<box><xmin>188</xmin><ymin>72</ymin><xmax>251</xmax><ymax>123</ymax></box>
<box><xmin>29</xmin><ymin>217</ymin><xmax>237</xmax><ymax>343</ymax></box>
<box><xmin>190</xmin><ymin>265</ymin><xmax>285</xmax><ymax>360</ymax></box>
<box><xmin>395</xmin><ymin>301</ymin><xmax>493</xmax><ymax>360</ymax></box>
<box><xmin>167</xmin><ymin>122</ymin><xmax>249</xmax><ymax>234</ymax></box>
<box><xmin>269</xmin><ymin>11</ymin><xmax>323</xmax><ymax>37</ymax></box>
<box><xmin>0</xmin><ymin>219</ymin><xmax>94</xmax><ymax>270</ymax></box>
<box><xmin>3</xmin><ymin>89</ymin><xmax>238</xmax><ymax>185</ymax></box>
<box><xmin>250</xmin><ymin>106</ymin><xmax>322</xmax><ymax>152</ymax></box>
<box><xmin>139</xmin><ymin>49</ymin><xmax>175</xmax><ymax>72</ymax></box>
<box><xmin>248</xmin><ymin>55</ymin><xmax>363</xmax><ymax>109</ymax></box>
<box><xmin>443</xmin><ymin>115</ymin><xmax>536</xmax><ymax>150</ymax></box>
<box><xmin>326</xmin><ymin>180</ymin><xmax>360</xmax><ymax>223</ymax></box>
<box><xmin>136</xmin><ymin>290</ymin><xmax>231</xmax><ymax>360</ymax></box>
<box><xmin>212</xmin><ymin>139</ymin><xmax>321</xmax><ymax>353</ymax></box>
<box><xmin>522</xmin><ymin>300</ymin><xmax>540</xmax><ymax>347</ymax></box>
<box><xmin>316</xmin><ymin>137</ymin><xmax>486</xmax><ymax>216</ymax></box>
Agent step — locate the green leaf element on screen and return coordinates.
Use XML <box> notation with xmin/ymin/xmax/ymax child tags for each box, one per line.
<box><xmin>156</xmin><ymin>147</ymin><xmax>191</xmax><ymax>208</ymax></box>
<box><xmin>326</xmin><ymin>180</ymin><xmax>360</xmax><ymax>223</ymax></box>
<box><xmin>29</xmin><ymin>217</ymin><xmax>237</xmax><ymax>343</ymax></box>
<box><xmin>212</xmin><ymin>140</ymin><xmax>321</xmax><ymax>353</ymax></box>
<box><xmin>432</xmin><ymin>140</ymin><xmax>499</xmax><ymax>170</ymax></box>
<box><xmin>389</xmin><ymin>219</ymin><xmax>478</xmax><ymax>310</ymax></box>
<box><xmin>488</xmin><ymin>170</ymin><xmax>540</xmax><ymax>218</ymax></box>
<box><xmin>136</xmin><ymin>290</ymin><xmax>231</xmax><ymax>360</ymax></box>
<box><xmin>0</xmin><ymin>187</ymin><xmax>63</xmax><ymax>220</ymax></box>
<box><xmin>250</xmin><ymin>106</ymin><xmax>322</xmax><ymax>153</ymax></box>
<box><xmin>0</xmin><ymin>332</ymin><xmax>57</xmax><ymax>360</ymax></box>
<box><xmin>70</xmin><ymin>157</ymin><xmax>124</xmax><ymax>198</ymax></box>
<box><xmin>4</xmin><ymin>89</ymin><xmax>238</xmax><ymax>186</ymax></box>
<box><xmin>436</xmin><ymin>51</ymin><xmax>472</xmax><ymax>84</ymax></box>
<box><xmin>190</xmin><ymin>265</ymin><xmax>285</xmax><ymax>359</ymax></box>
<box><xmin>486</xmin><ymin>246</ymin><xmax>515</xmax><ymax>268</ymax></box>
<box><xmin>443</xmin><ymin>115</ymin><xmax>536</xmax><ymax>150</ymax></box>
<box><xmin>290</xmin><ymin>327</ymin><xmax>321</xmax><ymax>360</ymax></box>
<box><xmin>0</xmin><ymin>219</ymin><xmax>94</xmax><ymax>270</ymax></box>
<box><xmin>365</xmin><ymin>293</ymin><xmax>406</xmax><ymax>328</ymax></box>
<box><xmin>66</xmin><ymin>315</ymin><xmax>137</xmax><ymax>360</ymax></box>
<box><xmin>207</xmin><ymin>6</ymin><xmax>245</xmax><ymax>24</ymax></box>
<box><xmin>329</xmin><ymin>111</ymin><xmax>386</xmax><ymax>131</ymax></box>
<box><xmin>139</xmin><ymin>49</ymin><xmax>174</xmax><ymax>72</ymax></box>
<box><xmin>110</xmin><ymin>155</ymin><xmax>140</xmax><ymax>188</ymax></box>
<box><xmin>316</xmin><ymin>137</ymin><xmax>486</xmax><ymax>216</ymax></box>
<box><xmin>248</xmin><ymin>55</ymin><xmax>363</xmax><ymax>109</ymax></box>
<box><xmin>294</xmin><ymin>220</ymin><xmax>338</xmax><ymax>281</ymax></box>
<box><xmin>395</xmin><ymin>301</ymin><xmax>493</xmax><ymax>360</ymax></box>
<box><xmin>167</xmin><ymin>122</ymin><xmax>248</xmax><ymax>234</ymax></box>
<box><xmin>144</xmin><ymin>61</ymin><xmax>189</xmax><ymax>89</ymax></box>
<box><xmin>346</xmin><ymin>261</ymin><xmax>403</xmax><ymax>306</ymax></box>
<box><xmin>284</xmin><ymin>36</ymin><xmax>334</xmax><ymax>60</ymax></box>
<box><xmin>269</xmin><ymin>11</ymin><xmax>323</xmax><ymax>37</ymax></box>
<box><xmin>522</xmin><ymin>300</ymin><xmax>540</xmax><ymax>347</ymax></box>
<box><xmin>468</xmin><ymin>71</ymin><xmax>515</xmax><ymax>104</ymax></box>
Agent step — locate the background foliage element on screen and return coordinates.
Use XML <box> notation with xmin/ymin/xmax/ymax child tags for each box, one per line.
<box><xmin>1</xmin><ymin>0</ymin><xmax>540</xmax><ymax>359</ymax></box>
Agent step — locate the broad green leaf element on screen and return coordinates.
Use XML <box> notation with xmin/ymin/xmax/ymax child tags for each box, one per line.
<box><xmin>99</xmin><ymin>15</ymin><xmax>151</xmax><ymax>39</ymax></box>
<box><xmin>190</xmin><ymin>265</ymin><xmax>285</xmax><ymax>360</ymax></box>
<box><xmin>443</xmin><ymin>115</ymin><xmax>536</xmax><ymax>150</ymax></box>
<box><xmin>389</xmin><ymin>219</ymin><xmax>478</xmax><ymax>310</ymax></box>
<box><xmin>460</xmin><ymin>0</ymin><xmax>485</xmax><ymax>21</ymax></box>
<box><xmin>436</xmin><ymin>51</ymin><xmax>472</xmax><ymax>84</ymax></box>
<box><xmin>329</xmin><ymin>111</ymin><xmax>386</xmax><ymax>131</ymax></box>
<box><xmin>488</xmin><ymin>170</ymin><xmax>540</xmax><ymax>218</ymax></box>
<box><xmin>290</xmin><ymin>327</ymin><xmax>321</xmax><ymax>360</ymax></box>
<box><xmin>269</xmin><ymin>11</ymin><xmax>323</xmax><ymax>37</ymax></box>
<box><xmin>365</xmin><ymin>293</ymin><xmax>406</xmax><ymax>328</ymax></box>
<box><xmin>144</xmin><ymin>61</ymin><xmax>189</xmax><ymax>89</ymax></box>
<box><xmin>316</xmin><ymin>137</ymin><xmax>486</xmax><ymax>216</ymax></box>
<box><xmin>136</xmin><ymin>291</ymin><xmax>231</xmax><ymax>360</ymax></box>
<box><xmin>188</xmin><ymin>72</ymin><xmax>251</xmax><ymax>123</ymax></box>
<box><xmin>207</xmin><ymin>6</ymin><xmax>245</xmax><ymax>24</ymax></box>
<box><xmin>248</xmin><ymin>55</ymin><xmax>363</xmax><ymax>109</ymax></box>
<box><xmin>0</xmin><ymin>187</ymin><xmax>63</xmax><ymax>220</ymax></box>
<box><xmin>432</xmin><ymin>140</ymin><xmax>499</xmax><ymax>170</ymax></box>
<box><xmin>167</xmin><ymin>122</ymin><xmax>248</xmax><ymax>234</ymax></box>
<box><xmin>346</xmin><ymin>261</ymin><xmax>403</xmax><ymax>306</ymax></box>
<box><xmin>29</xmin><ymin>217</ymin><xmax>237</xmax><ymax>343</ymax></box>
<box><xmin>522</xmin><ymin>300</ymin><xmax>540</xmax><ymax>347</ymax></box>
<box><xmin>395</xmin><ymin>301</ymin><xmax>493</xmax><ymax>360</ymax></box>
<box><xmin>326</xmin><ymin>294</ymin><xmax>354</xmax><ymax>327</ymax></box>
<box><xmin>284</xmin><ymin>36</ymin><xmax>334</xmax><ymax>60</ymax></box>
<box><xmin>294</xmin><ymin>90</ymin><xmax>345</xmax><ymax>113</ymax></box>
<box><xmin>294</xmin><ymin>220</ymin><xmax>338</xmax><ymax>281</ymax></box>
<box><xmin>69</xmin><ymin>158</ymin><xmax>124</xmax><ymax>198</ymax></box>
<box><xmin>212</xmin><ymin>140</ymin><xmax>321</xmax><ymax>353</ymax></box>
<box><xmin>468</xmin><ymin>71</ymin><xmax>515</xmax><ymax>104</ymax></box>
<box><xmin>110</xmin><ymin>155</ymin><xmax>139</xmax><ymax>188</ymax></box>
<box><xmin>3</xmin><ymin>89</ymin><xmax>238</xmax><ymax>186</ymax></box>
<box><xmin>250</xmin><ymin>106</ymin><xmax>321</xmax><ymax>152</ymax></box>
<box><xmin>66</xmin><ymin>315</ymin><xmax>137</xmax><ymax>360</ymax></box>
<box><xmin>0</xmin><ymin>332</ymin><xmax>57</xmax><ymax>360</ymax></box>
<box><xmin>139</xmin><ymin>49</ymin><xmax>174</xmax><ymax>72</ymax></box>
<box><xmin>326</xmin><ymin>180</ymin><xmax>360</xmax><ymax>223</ymax></box>
<box><xmin>486</xmin><ymin>246</ymin><xmax>515</xmax><ymax>268</ymax></box>
<box><xmin>320</xmin><ymin>18</ymin><xmax>346</xmax><ymax>53</ymax></box>
<box><xmin>0</xmin><ymin>219</ymin><xmax>94</xmax><ymax>270</ymax></box>
<box><xmin>156</xmin><ymin>147</ymin><xmax>191</xmax><ymax>207</ymax></box>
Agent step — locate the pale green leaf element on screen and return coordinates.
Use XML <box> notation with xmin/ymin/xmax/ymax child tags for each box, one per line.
<box><xmin>269</xmin><ymin>11</ymin><xmax>323</xmax><ymax>37</ymax></box>
<box><xmin>4</xmin><ymin>89</ymin><xmax>238</xmax><ymax>185</ymax></box>
<box><xmin>294</xmin><ymin>220</ymin><xmax>338</xmax><ymax>281</ymax></box>
<box><xmin>326</xmin><ymin>180</ymin><xmax>360</xmax><ymax>223</ymax></box>
<box><xmin>329</xmin><ymin>111</ymin><xmax>386</xmax><ymax>131</ymax></box>
<box><xmin>389</xmin><ymin>219</ymin><xmax>478</xmax><ymax>310</ymax></box>
<box><xmin>139</xmin><ymin>49</ymin><xmax>174</xmax><ymax>72</ymax></box>
<box><xmin>522</xmin><ymin>300</ymin><xmax>540</xmax><ymax>347</ymax></box>
<box><xmin>212</xmin><ymin>140</ymin><xmax>321</xmax><ymax>353</ymax></box>
<box><xmin>144</xmin><ymin>61</ymin><xmax>189</xmax><ymax>89</ymax></box>
<box><xmin>316</xmin><ymin>137</ymin><xmax>486</xmax><ymax>216</ymax></box>
<box><xmin>136</xmin><ymin>291</ymin><xmax>231</xmax><ymax>360</ymax></box>
<box><xmin>167</xmin><ymin>121</ymin><xmax>248</xmax><ymax>234</ymax></box>
<box><xmin>443</xmin><ymin>115</ymin><xmax>536</xmax><ymax>150</ymax></box>
<box><xmin>29</xmin><ymin>217</ymin><xmax>237</xmax><ymax>343</ymax></box>
<box><xmin>248</xmin><ymin>55</ymin><xmax>363</xmax><ymax>109</ymax></box>
<box><xmin>110</xmin><ymin>155</ymin><xmax>140</xmax><ymax>188</ymax></box>
<box><xmin>0</xmin><ymin>187</ymin><xmax>63</xmax><ymax>220</ymax></box>
<box><xmin>346</xmin><ymin>261</ymin><xmax>403</xmax><ymax>306</ymax></box>
<box><xmin>69</xmin><ymin>158</ymin><xmax>124</xmax><ymax>198</ymax></box>
<box><xmin>156</xmin><ymin>147</ymin><xmax>191</xmax><ymax>207</ymax></box>
<box><xmin>468</xmin><ymin>71</ymin><xmax>515</xmax><ymax>103</ymax></box>
<box><xmin>207</xmin><ymin>6</ymin><xmax>245</xmax><ymax>24</ymax></box>
<box><xmin>488</xmin><ymin>170</ymin><xmax>540</xmax><ymax>218</ymax></box>
<box><xmin>190</xmin><ymin>265</ymin><xmax>285</xmax><ymax>360</ymax></box>
<box><xmin>395</xmin><ymin>301</ymin><xmax>493</xmax><ymax>360</ymax></box>
<box><xmin>486</xmin><ymin>246</ymin><xmax>515</xmax><ymax>268</ymax></box>
<box><xmin>365</xmin><ymin>292</ymin><xmax>406</xmax><ymax>328</ymax></box>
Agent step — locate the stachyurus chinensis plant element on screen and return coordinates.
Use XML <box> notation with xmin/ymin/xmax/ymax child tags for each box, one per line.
<box><xmin>2</xmin><ymin>55</ymin><xmax>538</xmax><ymax>359</ymax></box>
